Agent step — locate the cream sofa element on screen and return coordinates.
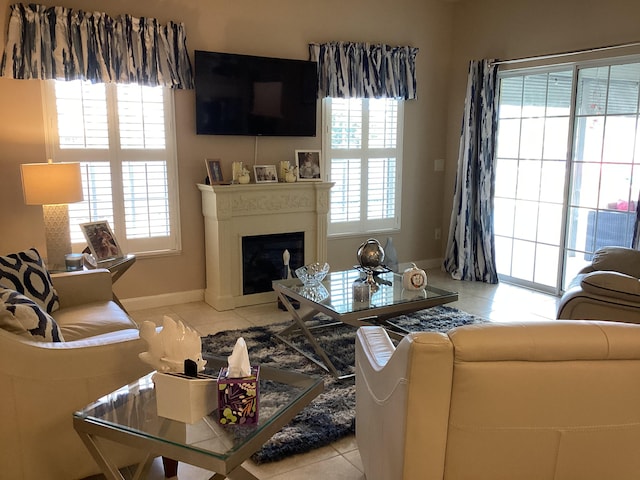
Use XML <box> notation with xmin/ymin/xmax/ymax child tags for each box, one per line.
<box><xmin>0</xmin><ymin>269</ymin><xmax>152</xmax><ymax>480</ymax></box>
<box><xmin>355</xmin><ymin>321</ymin><xmax>640</xmax><ymax>480</ymax></box>
<box><xmin>557</xmin><ymin>246</ymin><xmax>640</xmax><ymax>322</ymax></box>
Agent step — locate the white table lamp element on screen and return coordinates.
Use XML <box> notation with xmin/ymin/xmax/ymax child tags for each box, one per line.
<box><xmin>20</xmin><ymin>160</ymin><xmax>84</xmax><ymax>268</ymax></box>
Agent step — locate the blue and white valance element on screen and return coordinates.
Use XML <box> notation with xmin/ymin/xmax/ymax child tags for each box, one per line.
<box><xmin>0</xmin><ymin>3</ymin><xmax>193</xmax><ymax>88</ymax></box>
<box><xmin>309</xmin><ymin>42</ymin><xmax>418</xmax><ymax>99</ymax></box>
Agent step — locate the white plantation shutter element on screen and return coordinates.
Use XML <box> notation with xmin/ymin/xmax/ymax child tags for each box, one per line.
<box><xmin>44</xmin><ymin>80</ymin><xmax>180</xmax><ymax>256</ymax></box>
<box><xmin>368</xmin><ymin>157</ymin><xmax>397</xmax><ymax>220</ymax></box>
<box><xmin>69</xmin><ymin>162</ymin><xmax>114</xmax><ymax>243</ymax></box>
<box><xmin>330</xmin><ymin>158</ymin><xmax>361</xmax><ymax>223</ymax></box>
<box><xmin>325</xmin><ymin>98</ymin><xmax>402</xmax><ymax>235</ymax></box>
<box><xmin>54</xmin><ymin>82</ymin><xmax>109</xmax><ymax>149</ymax></box>
<box><xmin>117</xmin><ymin>85</ymin><xmax>166</xmax><ymax>149</ymax></box>
<box><xmin>331</xmin><ymin>99</ymin><xmax>362</xmax><ymax>149</ymax></box>
<box><xmin>123</xmin><ymin>161</ymin><xmax>170</xmax><ymax>238</ymax></box>
<box><xmin>368</xmin><ymin>100</ymin><xmax>398</xmax><ymax>148</ymax></box>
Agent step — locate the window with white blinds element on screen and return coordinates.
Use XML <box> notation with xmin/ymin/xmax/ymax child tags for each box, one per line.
<box><xmin>324</xmin><ymin>98</ymin><xmax>402</xmax><ymax>235</ymax></box>
<box><xmin>43</xmin><ymin>80</ymin><xmax>181</xmax><ymax>256</ymax></box>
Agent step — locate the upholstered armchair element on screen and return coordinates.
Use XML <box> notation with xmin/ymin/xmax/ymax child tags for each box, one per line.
<box><xmin>557</xmin><ymin>246</ymin><xmax>640</xmax><ymax>322</ymax></box>
<box><xmin>355</xmin><ymin>321</ymin><xmax>640</xmax><ymax>480</ymax></box>
<box><xmin>0</xmin><ymin>251</ymin><xmax>152</xmax><ymax>480</ymax></box>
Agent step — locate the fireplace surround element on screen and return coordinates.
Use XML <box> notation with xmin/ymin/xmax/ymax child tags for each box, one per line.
<box><xmin>198</xmin><ymin>182</ymin><xmax>333</xmax><ymax>310</ymax></box>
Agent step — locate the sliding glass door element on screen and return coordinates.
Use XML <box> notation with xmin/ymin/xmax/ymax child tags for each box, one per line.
<box><xmin>494</xmin><ymin>58</ymin><xmax>640</xmax><ymax>293</ymax></box>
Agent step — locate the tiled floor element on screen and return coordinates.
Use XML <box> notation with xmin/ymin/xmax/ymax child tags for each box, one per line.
<box><xmin>105</xmin><ymin>268</ymin><xmax>561</xmax><ymax>480</ymax></box>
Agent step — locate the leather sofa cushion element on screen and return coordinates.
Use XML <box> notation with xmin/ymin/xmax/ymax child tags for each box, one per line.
<box><xmin>53</xmin><ymin>301</ymin><xmax>138</xmax><ymax>341</ymax></box>
<box><xmin>581</xmin><ymin>271</ymin><xmax>640</xmax><ymax>303</ymax></box>
<box><xmin>591</xmin><ymin>247</ymin><xmax>640</xmax><ymax>278</ymax></box>
<box><xmin>449</xmin><ymin>320</ymin><xmax>640</xmax><ymax>361</ymax></box>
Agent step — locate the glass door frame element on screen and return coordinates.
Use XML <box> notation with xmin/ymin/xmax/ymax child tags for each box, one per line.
<box><xmin>494</xmin><ymin>54</ymin><xmax>640</xmax><ymax>294</ymax></box>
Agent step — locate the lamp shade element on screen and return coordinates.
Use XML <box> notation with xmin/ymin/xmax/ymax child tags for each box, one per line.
<box><xmin>21</xmin><ymin>161</ymin><xmax>83</xmax><ymax>205</ymax></box>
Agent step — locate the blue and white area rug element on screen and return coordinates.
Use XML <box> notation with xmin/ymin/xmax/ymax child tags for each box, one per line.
<box><xmin>201</xmin><ymin>305</ymin><xmax>486</xmax><ymax>464</ymax></box>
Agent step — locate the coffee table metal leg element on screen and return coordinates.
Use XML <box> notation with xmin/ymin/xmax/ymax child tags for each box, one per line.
<box><xmin>131</xmin><ymin>453</ymin><xmax>156</xmax><ymax>480</ymax></box>
<box><xmin>77</xmin><ymin>427</ymin><xmax>158</xmax><ymax>480</ymax></box>
<box><xmin>78</xmin><ymin>429</ymin><xmax>244</xmax><ymax>480</ymax></box>
<box><xmin>275</xmin><ymin>291</ymin><xmax>353</xmax><ymax>379</ymax></box>
<box><xmin>76</xmin><ymin>430</ymin><xmax>127</xmax><ymax>480</ymax></box>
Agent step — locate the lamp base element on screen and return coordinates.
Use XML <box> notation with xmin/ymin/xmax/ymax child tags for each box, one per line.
<box><xmin>43</xmin><ymin>204</ymin><xmax>72</xmax><ymax>270</ymax></box>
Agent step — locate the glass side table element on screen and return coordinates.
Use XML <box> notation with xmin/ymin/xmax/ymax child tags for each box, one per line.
<box><xmin>73</xmin><ymin>356</ymin><xmax>323</xmax><ymax>480</ymax></box>
<box><xmin>51</xmin><ymin>254</ymin><xmax>135</xmax><ymax>311</ymax></box>
<box><xmin>97</xmin><ymin>254</ymin><xmax>135</xmax><ymax>310</ymax></box>
<box><xmin>97</xmin><ymin>254</ymin><xmax>136</xmax><ymax>284</ymax></box>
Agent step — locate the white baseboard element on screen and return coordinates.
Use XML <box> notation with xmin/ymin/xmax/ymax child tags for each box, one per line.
<box><xmin>122</xmin><ymin>289</ymin><xmax>205</xmax><ymax>312</ymax></box>
<box><xmin>121</xmin><ymin>258</ymin><xmax>443</xmax><ymax>312</ymax></box>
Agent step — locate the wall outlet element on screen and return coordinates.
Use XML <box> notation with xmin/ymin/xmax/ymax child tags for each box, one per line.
<box><xmin>435</xmin><ymin>227</ymin><xmax>441</xmax><ymax>240</ymax></box>
<box><xmin>434</xmin><ymin>158</ymin><xmax>445</xmax><ymax>172</ymax></box>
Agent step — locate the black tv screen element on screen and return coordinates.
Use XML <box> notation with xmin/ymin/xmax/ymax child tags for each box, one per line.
<box><xmin>195</xmin><ymin>50</ymin><xmax>318</xmax><ymax>136</ymax></box>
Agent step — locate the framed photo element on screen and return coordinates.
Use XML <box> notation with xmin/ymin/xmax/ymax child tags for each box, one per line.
<box><xmin>80</xmin><ymin>221</ymin><xmax>123</xmax><ymax>262</ymax></box>
<box><xmin>295</xmin><ymin>150</ymin><xmax>322</xmax><ymax>181</ymax></box>
<box><xmin>205</xmin><ymin>158</ymin><xmax>224</xmax><ymax>184</ymax></box>
<box><xmin>253</xmin><ymin>165</ymin><xmax>279</xmax><ymax>183</ymax></box>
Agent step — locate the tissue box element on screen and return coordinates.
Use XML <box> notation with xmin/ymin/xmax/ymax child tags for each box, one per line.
<box><xmin>217</xmin><ymin>366</ymin><xmax>260</xmax><ymax>425</ymax></box>
<box><xmin>153</xmin><ymin>372</ymin><xmax>217</xmax><ymax>424</ymax></box>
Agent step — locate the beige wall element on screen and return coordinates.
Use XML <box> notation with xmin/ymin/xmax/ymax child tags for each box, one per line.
<box><xmin>0</xmin><ymin>0</ymin><xmax>454</xmax><ymax>302</ymax></box>
<box><xmin>444</xmin><ymin>0</ymin><xmax>640</xmax><ymax>251</ymax></box>
<box><xmin>6</xmin><ymin>0</ymin><xmax>640</xmax><ymax>303</ymax></box>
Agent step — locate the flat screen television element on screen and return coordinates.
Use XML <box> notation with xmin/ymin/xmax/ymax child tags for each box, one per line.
<box><xmin>194</xmin><ymin>50</ymin><xmax>318</xmax><ymax>136</ymax></box>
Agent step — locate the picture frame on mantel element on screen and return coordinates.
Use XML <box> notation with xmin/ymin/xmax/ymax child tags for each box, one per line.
<box><xmin>295</xmin><ymin>150</ymin><xmax>322</xmax><ymax>181</ymax></box>
<box><xmin>205</xmin><ymin>158</ymin><xmax>224</xmax><ymax>185</ymax></box>
<box><xmin>254</xmin><ymin>165</ymin><xmax>278</xmax><ymax>183</ymax></box>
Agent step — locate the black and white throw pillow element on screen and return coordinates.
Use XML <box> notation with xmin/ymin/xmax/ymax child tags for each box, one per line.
<box><xmin>0</xmin><ymin>288</ymin><xmax>64</xmax><ymax>342</ymax></box>
<box><xmin>0</xmin><ymin>248</ymin><xmax>59</xmax><ymax>313</ymax></box>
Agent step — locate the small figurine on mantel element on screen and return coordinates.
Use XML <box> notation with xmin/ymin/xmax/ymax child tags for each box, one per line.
<box><xmin>238</xmin><ymin>167</ymin><xmax>251</xmax><ymax>184</ymax></box>
<box><xmin>284</xmin><ymin>164</ymin><xmax>298</xmax><ymax>183</ymax></box>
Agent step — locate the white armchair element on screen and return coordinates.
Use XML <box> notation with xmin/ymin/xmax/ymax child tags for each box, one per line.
<box><xmin>0</xmin><ymin>269</ymin><xmax>152</xmax><ymax>480</ymax></box>
<box><xmin>356</xmin><ymin>321</ymin><xmax>640</xmax><ymax>480</ymax></box>
<box><xmin>557</xmin><ymin>246</ymin><xmax>640</xmax><ymax>322</ymax></box>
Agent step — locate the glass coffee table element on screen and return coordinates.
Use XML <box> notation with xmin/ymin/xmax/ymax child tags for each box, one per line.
<box><xmin>73</xmin><ymin>356</ymin><xmax>323</xmax><ymax>480</ymax></box>
<box><xmin>272</xmin><ymin>269</ymin><xmax>458</xmax><ymax>379</ymax></box>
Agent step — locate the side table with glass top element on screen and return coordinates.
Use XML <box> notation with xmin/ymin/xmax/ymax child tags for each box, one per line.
<box><xmin>51</xmin><ymin>254</ymin><xmax>135</xmax><ymax>311</ymax></box>
<box><xmin>73</xmin><ymin>356</ymin><xmax>323</xmax><ymax>480</ymax></box>
<box><xmin>97</xmin><ymin>254</ymin><xmax>136</xmax><ymax>310</ymax></box>
<box><xmin>272</xmin><ymin>269</ymin><xmax>458</xmax><ymax>379</ymax></box>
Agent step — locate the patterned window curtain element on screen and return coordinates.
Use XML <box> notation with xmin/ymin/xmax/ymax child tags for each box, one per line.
<box><xmin>443</xmin><ymin>59</ymin><xmax>499</xmax><ymax>283</ymax></box>
<box><xmin>0</xmin><ymin>3</ymin><xmax>193</xmax><ymax>88</ymax></box>
<box><xmin>309</xmin><ymin>42</ymin><xmax>418</xmax><ymax>99</ymax></box>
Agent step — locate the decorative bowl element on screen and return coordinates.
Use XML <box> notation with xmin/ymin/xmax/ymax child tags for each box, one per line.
<box><xmin>295</xmin><ymin>262</ymin><xmax>330</xmax><ymax>286</ymax></box>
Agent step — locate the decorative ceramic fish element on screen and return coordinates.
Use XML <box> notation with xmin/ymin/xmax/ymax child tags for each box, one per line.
<box><xmin>139</xmin><ymin>316</ymin><xmax>207</xmax><ymax>373</ymax></box>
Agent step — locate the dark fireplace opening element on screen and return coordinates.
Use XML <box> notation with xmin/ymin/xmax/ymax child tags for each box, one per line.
<box><xmin>242</xmin><ymin>232</ymin><xmax>304</xmax><ymax>295</ymax></box>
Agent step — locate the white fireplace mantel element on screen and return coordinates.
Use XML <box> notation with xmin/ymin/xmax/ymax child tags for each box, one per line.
<box><xmin>198</xmin><ymin>182</ymin><xmax>333</xmax><ymax>311</ymax></box>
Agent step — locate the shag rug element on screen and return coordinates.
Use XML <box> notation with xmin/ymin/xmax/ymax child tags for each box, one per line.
<box><xmin>201</xmin><ymin>305</ymin><xmax>486</xmax><ymax>464</ymax></box>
